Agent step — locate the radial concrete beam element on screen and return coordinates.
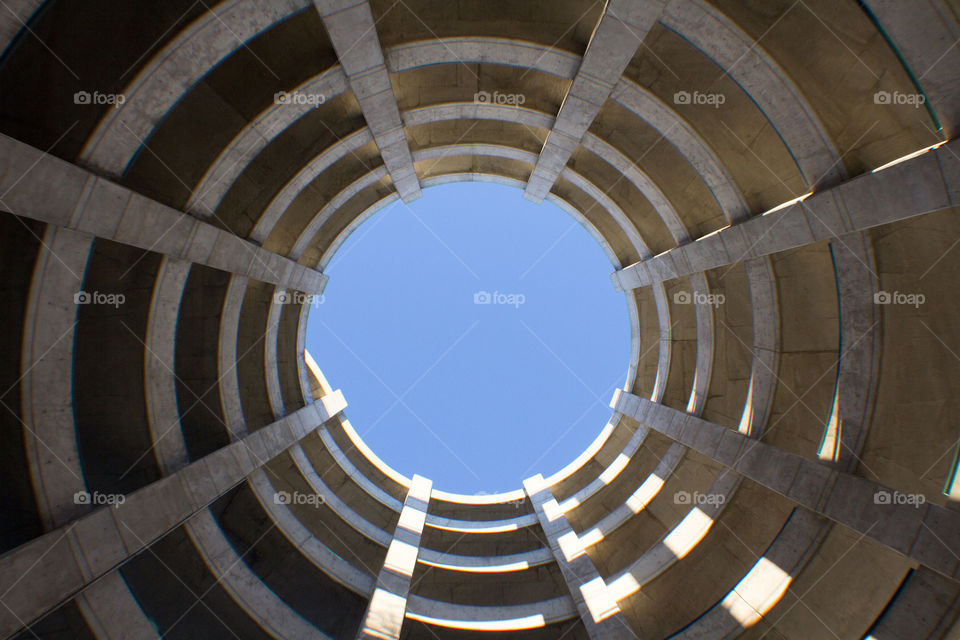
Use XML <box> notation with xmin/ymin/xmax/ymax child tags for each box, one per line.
<box><xmin>0</xmin><ymin>134</ymin><xmax>328</xmax><ymax>294</ymax></box>
<box><xmin>313</xmin><ymin>0</ymin><xmax>421</xmax><ymax>202</ymax></box>
<box><xmin>611</xmin><ymin>390</ymin><xmax>960</xmax><ymax>583</ymax></box>
<box><xmin>524</xmin><ymin>0</ymin><xmax>666</xmax><ymax>202</ymax></box>
<box><xmin>612</xmin><ymin>139</ymin><xmax>960</xmax><ymax>290</ymax></box>
<box><xmin>524</xmin><ymin>475</ymin><xmax>631</xmax><ymax>639</ymax></box>
<box><xmin>356</xmin><ymin>474</ymin><xmax>432</xmax><ymax>639</ymax></box>
<box><xmin>0</xmin><ymin>394</ymin><xmax>347</xmax><ymax>638</ymax></box>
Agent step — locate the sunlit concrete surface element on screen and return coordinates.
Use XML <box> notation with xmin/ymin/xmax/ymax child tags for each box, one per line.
<box><xmin>1</xmin><ymin>0</ymin><xmax>960</xmax><ymax>638</ymax></box>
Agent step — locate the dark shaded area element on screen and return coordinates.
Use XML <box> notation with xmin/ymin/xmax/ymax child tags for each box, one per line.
<box><xmin>176</xmin><ymin>264</ymin><xmax>231</xmax><ymax>459</ymax></box>
<box><xmin>0</xmin><ymin>213</ymin><xmax>45</xmax><ymax>553</ymax></box>
<box><xmin>74</xmin><ymin>239</ymin><xmax>161</xmax><ymax>496</ymax></box>
<box><xmin>120</xmin><ymin>514</ymin><xmax>274</xmax><ymax>640</ymax></box>
<box><xmin>214</xmin><ymin>483</ymin><xmax>367</xmax><ymax>639</ymax></box>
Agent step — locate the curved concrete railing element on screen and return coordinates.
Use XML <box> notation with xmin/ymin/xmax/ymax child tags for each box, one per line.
<box><xmin>405</xmin><ymin>594</ymin><xmax>578</xmax><ymax>629</ymax></box>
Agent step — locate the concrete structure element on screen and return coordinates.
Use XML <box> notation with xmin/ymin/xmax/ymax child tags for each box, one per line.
<box><xmin>0</xmin><ymin>1</ymin><xmax>959</xmax><ymax>638</ymax></box>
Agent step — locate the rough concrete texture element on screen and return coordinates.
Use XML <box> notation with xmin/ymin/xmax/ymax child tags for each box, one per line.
<box><xmin>0</xmin><ymin>0</ymin><xmax>959</xmax><ymax>638</ymax></box>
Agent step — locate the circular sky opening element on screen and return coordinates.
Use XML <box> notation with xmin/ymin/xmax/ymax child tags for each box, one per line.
<box><xmin>305</xmin><ymin>182</ymin><xmax>630</xmax><ymax>494</ymax></box>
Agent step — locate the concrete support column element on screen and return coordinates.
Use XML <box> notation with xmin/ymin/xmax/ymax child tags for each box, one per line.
<box><xmin>611</xmin><ymin>390</ymin><xmax>960</xmax><ymax>583</ymax></box>
<box><xmin>356</xmin><ymin>474</ymin><xmax>432</xmax><ymax>639</ymax></box>
<box><xmin>524</xmin><ymin>0</ymin><xmax>666</xmax><ymax>202</ymax></box>
<box><xmin>523</xmin><ymin>475</ymin><xmax>630</xmax><ymax>639</ymax></box>
<box><xmin>313</xmin><ymin>0</ymin><xmax>422</xmax><ymax>202</ymax></box>
<box><xmin>611</xmin><ymin>139</ymin><xmax>959</xmax><ymax>290</ymax></box>
<box><xmin>0</xmin><ymin>393</ymin><xmax>347</xmax><ymax>638</ymax></box>
<box><xmin>0</xmin><ymin>133</ymin><xmax>328</xmax><ymax>294</ymax></box>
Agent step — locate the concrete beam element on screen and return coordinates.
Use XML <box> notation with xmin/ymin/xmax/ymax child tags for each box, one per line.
<box><xmin>576</xmin><ymin>443</ymin><xmax>687</xmax><ymax>550</ymax></box>
<box><xmin>670</xmin><ymin>508</ymin><xmax>829</xmax><ymax>638</ymax></box>
<box><xmin>605</xmin><ymin>473</ymin><xmax>741</xmax><ymax>603</ymax></box>
<box><xmin>611</xmin><ymin>79</ymin><xmax>749</xmax><ymax>222</ymax></box>
<box><xmin>737</xmin><ymin>257</ymin><xmax>780</xmax><ymax>439</ymax></box>
<box><xmin>145</xmin><ymin>258</ymin><xmax>193</xmax><ymax>475</ymax></box>
<box><xmin>863</xmin><ymin>566</ymin><xmax>960</xmax><ymax>639</ymax></box>
<box><xmin>661</xmin><ymin>0</ymin><xmax>845</xmax><ymax>189</ymax></box>
<box><xmin>612</xmin><ymin>140</ymin><xmax>960</xmax><ymax>290</ymax></box>
<box><xmin>524</xmin><ymin>0</ymin><xmax>666</xmax><ymax>202</ymax></box>
<box><xmin>0</xmin><ymin>134</ymin><xmax>328</xmax><ymax>294</ymax></box>
<box><xmin>313</xmin><ymin>0</ymin><xmax>422</xmax><ymax>202</ymax></box>
<box><xmin>404</xmin><ymin>594</ymin><xmax>577</xmax><ymax>629</ymax></box>
<box><xmin>824</xmin><ymin>234</ymin><xmax>880</xmax><ymax>470</ymax></box>
<box><xmin>686</xmin><ymin>272</ymin><xmax>715</xmax><ymax>416</ymax></box>
<box><xmin>524</xmin><ymin>475</ymin><xmax>631</xmax><ymax>639</ymax></box>
<box><xmin>356</xmin><ymin>475</ymin><xmax>432</xmax><ymax>639</ymax></box>
<box><xmin>75</xmin><ymin>571</ymin><xmax>160</xmax><ymax>640</ymax></box>
<box><xmin>0</xmin><ymin>394</ymin><xmax>347</xmax><ymax>637</ymax></box>
<box><xmin>20</xmin><ymin>226</ymin><xmax>92</xmax><ymax>530</ymax></box>
<box><xmin>184</xmin><ymin>505</ymin><xmax>331</xmax><ymax>639</ymax></box>
<box><xmin>186</xmin><ymin>67</ymin><xmax>351</xmax><ymax>218</ymax></box>
<box><xmin>611</xmin><ymin>390</ymin><xmax>960</xmax><ymax>583</ymax></box>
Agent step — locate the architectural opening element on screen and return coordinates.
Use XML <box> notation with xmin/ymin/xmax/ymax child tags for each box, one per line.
<box><xmin>306</xmin><ymin>182</ymin><xmax>630</xmax><ymax>494</ymax></box>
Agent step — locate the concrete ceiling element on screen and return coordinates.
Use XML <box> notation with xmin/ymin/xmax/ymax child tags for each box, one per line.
<box><xmin>0</xmin><ymin>0</ymin><xmax>959</xmax><ymax>638</ymax></box>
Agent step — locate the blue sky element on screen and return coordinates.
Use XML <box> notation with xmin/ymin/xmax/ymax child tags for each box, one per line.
<box><xmin>305</xmin><ymin>182</ymin><xmax>629</xmax><ymax>494</ymax></box>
